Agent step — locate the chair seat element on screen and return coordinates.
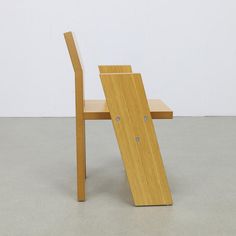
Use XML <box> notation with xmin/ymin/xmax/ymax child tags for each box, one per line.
<box><xmin>84</xmin><ymin>99</ymin><xmax>173</xmax><ymax>120</ymax></box>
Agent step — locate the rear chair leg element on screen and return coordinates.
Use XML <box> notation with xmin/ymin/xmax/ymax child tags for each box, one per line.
<box><xmin>76</xmin><ymin>116</ymin><xmax>86</xmax><ymax>201</ymax></box>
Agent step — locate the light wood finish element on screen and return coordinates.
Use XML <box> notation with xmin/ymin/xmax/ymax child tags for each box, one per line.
<box><xmin>64</xmin><ymin>31</ymin><xmax>86</xmax><ymax>201</ymax></box>
<box><xmin>99</xmin><ymin>65</ymin><xmax>132</xmax><ymax>73</ymax></box>
<box><xmin>64</xmin><ymin>31</ymin><xmax>173</xmax><ymax>204</ymax></box>
<box><xmin>63</xmin><ymin>33</ymin><xmax>141</xmax><ymax>202</ymax></box>
<box><xmin>100</xmin><ymin>73</ymin><xmax>173</xmax><ymax>206</ymax></box>
<box><xmin>84</xmin><ymin>99</ymin><xmax>173</xmax><ymax>120</ymax></box>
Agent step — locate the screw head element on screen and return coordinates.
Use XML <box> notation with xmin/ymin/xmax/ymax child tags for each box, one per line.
<box><xmin>135</xmin><ymin>136</ymin><xmax>140</xmax><ymax>143</ymax></box>
<box><xmin>115</xmin><ymin>116</ymin><xmax>120</xmax><ymax>122</ymax></box>
<box><xmin>144</xmin><ymin>115</ymin><xmax>148</xmax><ymax>122</ymax></box>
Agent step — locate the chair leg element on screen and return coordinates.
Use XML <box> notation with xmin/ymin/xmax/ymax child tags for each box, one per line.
<box><xmin>76</xmin><ymin>116</ymin><xmax>86</xmax><ymax>201</ymax></box>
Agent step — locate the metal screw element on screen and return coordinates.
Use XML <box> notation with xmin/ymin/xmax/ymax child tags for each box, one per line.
<box><xmin>115</xmin><ymin>116</ymin><xmax>120</xmax><ymax>122</ymax></box>
<box><xmin>144</xmin><ymin>115</ymin><xmax>148</xmax><ymax>122</ymax></box>
<box><xmin>135</xmin><ymin>136</ymin><xmax>140</xmax><ymax>143</ymax></box>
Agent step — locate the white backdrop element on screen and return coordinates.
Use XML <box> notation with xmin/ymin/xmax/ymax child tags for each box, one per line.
<box><xmin>0</xmin><ymin>0</ymin><xmax>236</xmax><ymax>117</ymax></box>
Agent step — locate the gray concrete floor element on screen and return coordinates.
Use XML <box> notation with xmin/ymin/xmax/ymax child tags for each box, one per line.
<box><xmin>0</xmin><ymin>117</ymin><xmax>235</xmax><ymax>236</ymax></box>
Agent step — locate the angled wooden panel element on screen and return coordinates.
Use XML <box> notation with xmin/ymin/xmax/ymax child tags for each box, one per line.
<box><xmin>99</xmin><ymin>65</ymin><xmax>132</xmax><ymax>73</ymax></box>
<box><xmin>100</xmin><ymin>73</ymin><xmax>172</xmax><ymax>206</ymax></box>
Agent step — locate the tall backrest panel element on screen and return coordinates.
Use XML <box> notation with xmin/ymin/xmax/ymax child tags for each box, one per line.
<box><xmin>64</xmin><ymin>31</ymin><xmax>86</xmax><ymax>201</ymax></box>
<box><xmin>64</xmin><ymin>31</ymin><xmax>84</xmax><ymax>114</ymax></box>
<box><xmin>64</xmin><ymin>32</ymin><xmax>83</xmax><ymax>75</ymax></box>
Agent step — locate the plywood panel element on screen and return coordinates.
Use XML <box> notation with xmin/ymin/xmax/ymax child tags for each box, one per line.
<box><xmin>64</xmin><ymin>32</ymin><xmax>86</xmax><ymax>201</ymax></box>
<box><xmin>84</xmin><ymin>99</ymin><xmax>173</xmax><ymax>120</ymax></box>
<box><xmin>99</xmin><ymin>65</ymin><xmax>132</xmax><ymax>73</ymax></box>
<box><xmin>100</xmin><ymin>73</ymin><xmax>173</xmax><ymax>206</ymax></box>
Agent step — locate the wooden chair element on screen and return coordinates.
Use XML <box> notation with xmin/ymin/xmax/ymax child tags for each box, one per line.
<box><xmin>64</xmin><ymin>31</ymin><xmax>173</xmax><ymax>205</ymax></box>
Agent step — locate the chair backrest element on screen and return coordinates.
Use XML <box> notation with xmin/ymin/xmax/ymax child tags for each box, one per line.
<box><xmin>64</xmin><ymin>31</ymin><xmax>84</xmax><ymax>115</ymax></box>
<box><xmin>64</xmin><ymin>31</ymin><xmax>83</xmax><ymax>75</ymax></box>
<box><xmin>64</xmin><ymin>31</ymin><xmax>133</xmax><ymax>114</ymax></box>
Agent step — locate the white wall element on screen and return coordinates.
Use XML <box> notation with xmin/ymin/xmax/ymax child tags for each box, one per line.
<box><xmin>0</xmin><ymin>0</ymin><xmax>236</xmax><ymax>117</ymax></box>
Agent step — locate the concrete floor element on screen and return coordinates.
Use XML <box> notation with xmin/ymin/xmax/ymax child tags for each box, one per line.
<box><xmin>0</xmin><ymin>117</ymin><xmax>235</xmax><ymax>236</ymax></box>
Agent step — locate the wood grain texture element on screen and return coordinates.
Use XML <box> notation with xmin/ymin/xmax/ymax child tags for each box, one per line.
<box><xmin>64</xmin><ymin>31</ymin><xmax>86</xmax><ymax>201</ymax></box>
<box><xmin>84</xmin><ymin>99</ymin><xmax>173</xmax><ymax>120</ymax></box>
<box><xmin>99</xmin><ymin>65</ymin><xmax>132</xmax><ymax>73</ymax></box>
<box><xmin>64</xmin><ymin>31</ymin><xmax>173</xmax><ymax>204</ymax></box>
<box><xmin>100</xmin><ymin>73</ymin><xmax>173</xmax><ymax>206</ymax></box>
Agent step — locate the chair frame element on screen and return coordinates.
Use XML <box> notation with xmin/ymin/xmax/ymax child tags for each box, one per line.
<box><xmin>64</xmin><ymin>31</ymin><xmax>173</xmax><ymax>202</ymax></box>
